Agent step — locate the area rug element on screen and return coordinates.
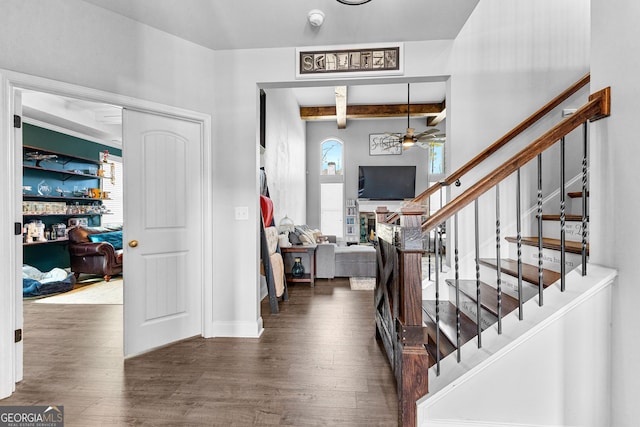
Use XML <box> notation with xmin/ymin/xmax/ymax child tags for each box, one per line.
<box><xmin>349</xmin><ymin>276</ymin><xmax>376</xmax><ymax>291</ymax></box>
<box><xmin>35</xmin><ymin>278</ymin><xmax>123</xmax><ymax>305</ymax></box>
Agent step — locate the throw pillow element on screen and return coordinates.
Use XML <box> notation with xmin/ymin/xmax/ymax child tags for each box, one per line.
<box><xmin>88</xmin><ymin>230</ymin><xmax>123</xmax><ymax>250</ymax></box>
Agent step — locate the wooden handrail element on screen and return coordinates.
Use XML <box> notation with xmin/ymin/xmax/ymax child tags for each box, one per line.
<box><xmin>422</xmin><ymin>87</ymin><xmax>610</xmax><ymax>232</ymax></box>
<box><xmin>385</xmin><ymin>74</ymin><xmax>591</xmax><ymax>224</ymax></box>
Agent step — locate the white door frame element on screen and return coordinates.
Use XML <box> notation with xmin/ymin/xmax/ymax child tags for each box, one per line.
<box><xmin>0</xmin><ymin>69</ymin><xmax>213</xmax><ymax>399</ymax></box>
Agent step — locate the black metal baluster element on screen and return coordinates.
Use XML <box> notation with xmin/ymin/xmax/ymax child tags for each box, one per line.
<box><xmin>560</xmin><ymin>137</ymin><xmax>566</xmax><ymax>292</ymax></box>
<box><xmin>454</xmin><ymin>213</ymin><xmax>461</xmax><ymax>362</ymax></box>
<box><xmin>517</xmin><ymin>168</ymin><xmax>523</xmax><ymax>320</ymax></box>
<box><xmin>495</xmin><ymin>184</ymin><xmax>503</xmax><ymax>334</ymax></box>
<box><xmin>582</xmin><ymin>122</ymin><xmax>588</xmax><ymax>276</ymax></box>
<box><xmin>428</xmin><ymin>229</ymin><xmax>432</xmax><ymax>281</ymax></box>
<box><xmin>537</xmin><ymin>154</ymin><xmax>544</xmax><ymax>306</ymax></box>
<box><xmin>474</xmin><ymin>199</ymin><xmax>482</xmax><ymax>347</ymax></box>
<box><xmin>440</xmin><ymin>189</ymin><xmax>445</xmax><ymax>273</ymax></box>
<box><xmin>435</xmin><ymin>226</ymin><xmax>441</xmax><ymax>375</ymax></box>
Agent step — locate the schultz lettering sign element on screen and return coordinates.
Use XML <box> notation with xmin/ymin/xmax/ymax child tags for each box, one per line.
<box><xmin>296</xmin><ymin>43</ymin><xmax>403</xmax><ymax>78</ymax></box>
<box><xmin>0</xmin><ymin>406</ymin><xmax>64</xmax><ymax>427</ymax></box>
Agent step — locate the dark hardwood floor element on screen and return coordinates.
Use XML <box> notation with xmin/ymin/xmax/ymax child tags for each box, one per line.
<box><xmin>4</xmin><ymin>279</ymin><xmax>398</xmax><ymax>426</ymax></box>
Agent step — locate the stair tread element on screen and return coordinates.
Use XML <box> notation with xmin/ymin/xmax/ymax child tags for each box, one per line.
<box><xmin>422</xmin><ymin>304</ymin><xmax>457</xmax><ymax>364</ymax></box>
<box><xmin>568</xmin><ymin>191</ymin><xmax>589</xmax><ymax>198</ymax></box>
<box><xmin>505</xmin><ymin>236</ymin><xmax>589</xmax><ymax>255</ymax></box>
<box><xmin>422</xmin><ymin>301</ymin><xmax>478</xmax><ymax>349</ymax></box>
<box><xmin>446</xmin><ymin>279</ymin><xmax>520</xmax><ymax>317</ymax></box>
<box><xmin>541</xmin><ymin>214</ymin><xmax>585</xmax><ymax>221</ymax></box>
<box><xmin>478</xmin><ymin>258</ymin><xmax>561</xmax><ymax>288</ymax></box>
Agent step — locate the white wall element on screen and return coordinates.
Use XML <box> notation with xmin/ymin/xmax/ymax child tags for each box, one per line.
<box><xmin>262</xmin><ymin>88</ymin><xmax>306</xmax><ymax>226</ymax></box>
<box><xmin>0</xmin><ymin>1</ymin><xmax>216</xmax><ymax>113</ymax></box>
<box><xmin>305</xmin><ymin>118</ymin><xmax>442</xmax><ymax>228</ymax></box>
<box><xmin>449</xmin><ymin>0</ymin><xmax>590</xmax><ymax>185</ymax></box>
<box><xmin>0</xmin><ymin>0</ymin><xmax>220</xmax><ymax>398</ymax></box>
<box><xmin>211</xmin><ymin>40</ymin><xmax>453</xmax><ymax>335</ymax></box>
<box><xmin>590</xmin><ymin>0</ymin><xmax>640</xmax><ymax>425</ymax></box>
<box><xmin>421</xmin><ymin>276</ymin><xmax>613</xmax><ymax>427</ymax></box>
<box><xmin>444</xmin><ymin>0</ymin><xmax>590</xmax><ymax>278</ymax></box>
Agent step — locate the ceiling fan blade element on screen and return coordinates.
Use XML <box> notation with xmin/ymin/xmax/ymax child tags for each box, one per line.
<box><xmin>416</xmin><ymin>135</ymin><xmax>446</xmax><ymax>143</ymax></box>
<box><xmin>414</xmin><ymin>128</ymin><xmax>441</xmax><ymax>138</ymax></box>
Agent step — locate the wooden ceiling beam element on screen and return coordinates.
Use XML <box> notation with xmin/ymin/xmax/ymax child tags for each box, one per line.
<box><xmin>300</xmin><ymin>101</ymin><xmax>445</xmax><ymax>121</ymax></box>
<box><xmin>335</xmin><ymin>86</ymin><xmax>347</xmax><ymax>129</ymax></box>
<box><xmin>427</xmin><ymin>101</ymin><xmax>447</xmax><ymax>126</ymax></box>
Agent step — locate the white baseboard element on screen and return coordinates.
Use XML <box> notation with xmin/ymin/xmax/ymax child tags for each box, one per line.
<box><xmin>208</xmin><ymin>319</ymin><xmax>264</xmax><ymax>338</ymax></box>
<box><xmin>425</xmin><ymin>419</ymin><xmax>565</xmax><ymax>427</ymax></box>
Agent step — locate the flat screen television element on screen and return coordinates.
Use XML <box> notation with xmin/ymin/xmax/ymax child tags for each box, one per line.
<box><xmin>358</xmin><ymin>165</ymin><xmax>416</xmax><ymax>200</ymax></box>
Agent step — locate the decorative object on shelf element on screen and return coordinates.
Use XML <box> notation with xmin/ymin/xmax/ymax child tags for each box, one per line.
<box><xmin>102</xmin><ymin>149</ymin><xmax>116</xmax><ymax>185</ymax></box>
<box><xmin>26</xmin><ymin>220</ymin><xmax>46</xmax><ymax>242</ymax></box>
<box><xmin>278</xmin><ymin>215</ymin><xmax>295</xmax><ymax>234</ymax></box>
<box><xmin>25</xmin><ymin>151</ymin><xmax>57</xmax><ymax>167</ymax></box>
<box><xmin>291</xmin><ymin>257</ymin><xmax>305</xmax><ymax>278</ymax></box>
<box><xmin>68</xmin><ymin>217</ymin><xmax>89</xmax><ymax>228</ymax></box>
<box><xmin>278</xmin><ymin>234</ymin><xmax>291</xmax><ymax>248</ymax></box>
<box><xmin>52</xmin><ymin>223</ymin><xmax>66</xmax><ymax>238</ymax></box>
<box><xmin>73</xmin><ymin>186</ymin><xmax>88</xmax><ymax>197</ymax></box>
<box><xmin>37</xmin><ymin>180</ymin><xmax>51</xmax><ymax>196</ymax></box>
<box><xmin>89</xmin><ymin>188</ymin><xmax>102</xmax><ymax>199</ymax></box>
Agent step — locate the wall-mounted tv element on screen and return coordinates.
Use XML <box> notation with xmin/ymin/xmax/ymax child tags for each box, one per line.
<box><xmin>358</xmin><ymin>166</ymin><xmax>416</xmax><ymax>200</ymax></box>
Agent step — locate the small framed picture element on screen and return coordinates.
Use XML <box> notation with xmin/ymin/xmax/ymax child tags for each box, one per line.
<box><xmin>369</xmin><ymin>133</ymin><xmax>402</xmax><ymax>156</ymax></box>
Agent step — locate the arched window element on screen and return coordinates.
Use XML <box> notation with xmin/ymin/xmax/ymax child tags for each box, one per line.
<box><xmin>321</xmin><ymin>139</ymin><xmax>343</xmax><ymax>176</ymax></box>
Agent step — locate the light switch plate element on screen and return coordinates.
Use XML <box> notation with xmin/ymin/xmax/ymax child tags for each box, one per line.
<box><xmin>235</xmin><ymin>206</ymin><xmax>249</xmax><ymax>220</ymax></box>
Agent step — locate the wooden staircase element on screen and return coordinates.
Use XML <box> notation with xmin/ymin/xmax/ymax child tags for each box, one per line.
<box><xmin>421</xmin><ymin>197</ymin><xmax>588</xmax><ymax>366</ymax></box>
<box><xmin>373</xmin><ymin>77</ymin><xmax>610</xmax><ymax>427</ymax></box>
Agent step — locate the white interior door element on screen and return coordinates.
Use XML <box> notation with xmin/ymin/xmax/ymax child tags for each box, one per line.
<box><xmin>122</xmin><ymin>109</ymin><xmax>203</xmax><ymax>357</ymax></box>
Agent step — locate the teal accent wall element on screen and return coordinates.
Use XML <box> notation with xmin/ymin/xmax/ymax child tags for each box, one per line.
<box><xmin>23</xmin><ymin>123</ymin><xmax>122</xmax><ymax>158</ymax></box>
<box><xmin>23</xmin><ymin>123</ymin><xmax>120</xmax><ymax>272</ymax></box>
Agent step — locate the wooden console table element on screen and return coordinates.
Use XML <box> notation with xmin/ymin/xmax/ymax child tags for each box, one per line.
<box><xmin>281</xmin><ymin>245</ymin><xmax>316</xmax><ymax>287</ymax></box>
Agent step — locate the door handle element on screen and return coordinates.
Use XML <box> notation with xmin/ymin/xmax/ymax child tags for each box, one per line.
<box><xmin>128</xmin><ymin>240</ymin><xmax>139</xmax><ymax>248</ymax></box>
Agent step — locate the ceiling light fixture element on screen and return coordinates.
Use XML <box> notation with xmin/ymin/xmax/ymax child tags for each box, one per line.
<box><xmin>336</xmin><ymin>0</ymin><xmax>372</xmax><ymax>5</ymax></box>
<box><xmin>307</xmin><ymin>9</ymin><xmax>325</xmax><ymax>27</ymax></box>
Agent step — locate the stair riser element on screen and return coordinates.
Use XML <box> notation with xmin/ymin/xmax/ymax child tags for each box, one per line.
<box><xmin>542</xmin><ymin>219</ymin><xmax>587</xmax><ymax>243</ymax></box>
<box><xmin>478</xmin><ymin>264</ymin><xmax>540</xmax><ymax>301</ymax></box>
<box><xmin>446</xmin><ymin>283</ymin><xmax>497</xmax><ymax>331</ymax></box>
<box><xmin>569</xmin><ymin>197</ymin><xmax>585</xmax><ymax>216</ymax></box>
<box><xmin>507</xmin><ymin>243</ymin><xmax>584</xmax><ymax>273</ymax></box>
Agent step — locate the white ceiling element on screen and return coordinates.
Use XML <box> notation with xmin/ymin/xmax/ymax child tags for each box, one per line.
<box><xmin>79</xmin><ymin>0</ymin><xmax>476</xmax><ymax>106</ymax></box>
<box><xmin>23</xmin><ymin>1</ymin><xmax>478</xmax><ymax>141</ymax></box>
<box><xmin>80</xmin><ymin>0</ymin><xmax>478</xmax><ymax>51</ymax></box>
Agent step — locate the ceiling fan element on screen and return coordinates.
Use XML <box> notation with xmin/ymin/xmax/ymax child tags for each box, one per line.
<box><xmin>386</xmin><ymin>83</ymin><xmax>445</xmax><ymax>150</ymax></box>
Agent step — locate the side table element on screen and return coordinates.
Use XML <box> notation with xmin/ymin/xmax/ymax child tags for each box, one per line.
<box><xmin>280</xmin><ymin>245</ymin><xmax>316</xmax><ymax>287</ymax></box>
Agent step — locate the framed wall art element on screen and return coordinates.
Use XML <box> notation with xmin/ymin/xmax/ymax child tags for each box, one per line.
<box><xmin>369</xmin><ymin>133</ymin><xmax>402</xmax><ymax>156</ymax></box>
<box><xmin>296</xmin><ymin>43</ymin><xmax>403</xmax><ymax>79</ymax></box>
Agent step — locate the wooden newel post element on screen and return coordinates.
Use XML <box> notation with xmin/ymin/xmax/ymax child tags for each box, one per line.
<box><xmin>397</xmin><ymin>205</ymin><xmax>430</xmax><ymax>427</ymax></box>
<box><xmin>376</xmin><ymin>206</ymin><xmax>390</xmax><ymax>225</ymax></box>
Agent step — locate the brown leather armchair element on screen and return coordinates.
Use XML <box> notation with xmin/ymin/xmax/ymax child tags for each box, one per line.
<box><xmin>67</xmin><ymin>225</ymin><xmax>123</xmax><ymax>282</ymax></box>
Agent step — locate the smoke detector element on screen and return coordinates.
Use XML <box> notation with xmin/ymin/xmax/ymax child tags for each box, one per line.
<box><xmin>307</xmin><ymin>9</ymin><xmax>325</xmax><ymax>27</ymax></box>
